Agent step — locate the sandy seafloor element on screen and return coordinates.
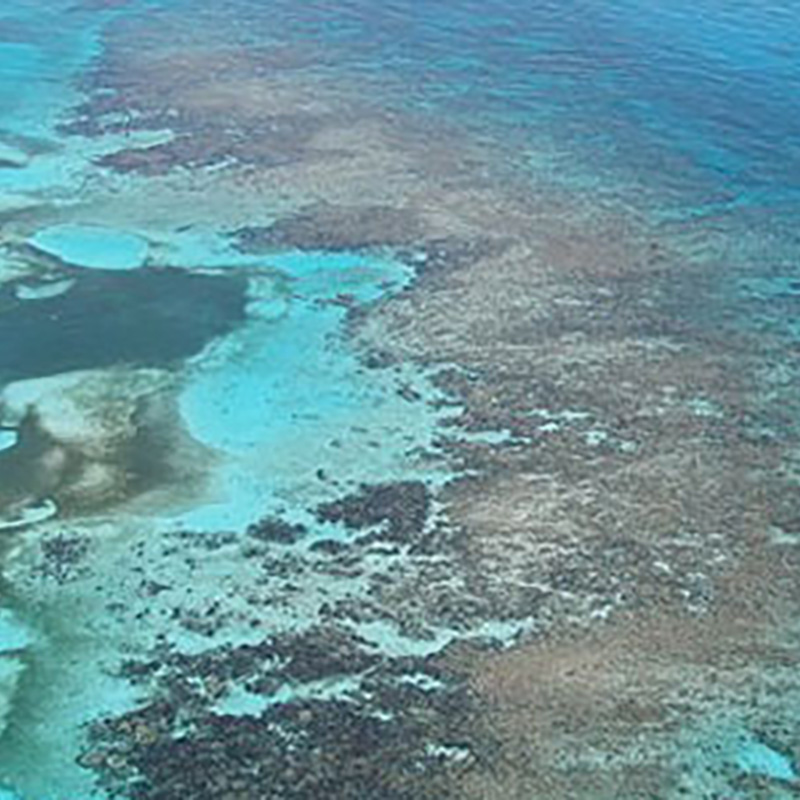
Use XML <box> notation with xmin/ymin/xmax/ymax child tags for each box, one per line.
<box><xmin>2</xmin><ymin>0</ymin><xmax>800</xmax><ymax>798</ymax></box>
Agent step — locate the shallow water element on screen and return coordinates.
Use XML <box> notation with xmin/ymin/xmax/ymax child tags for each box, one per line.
<box><xmin>1</xmin><ymin>0</ymin><xmax>800</xmax><ymax>798</ymax></box>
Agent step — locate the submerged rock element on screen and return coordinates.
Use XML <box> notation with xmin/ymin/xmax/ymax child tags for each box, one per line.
<box><xmin>246</xmin><ymin>517</ymin><xmax>307</xmax><ymax>545</ymax></box>
<box><xmin>233</xmin><ymin>204</ymin><xmax>425</xmax><ymax>253</ymax></box>
<box><xmin>85</xmin><ymin>624</ymin><xmax>481</xmax><ymax>800</ymax></box>
<box><xmin>316</xmin><ymin>481</ymin><xmax>430</xmax><ymax>542</ymax></box>
<box><xmin>35</xmin><ymin>533</ymin><xmax>90</xmax><ymax>583</ymax></box>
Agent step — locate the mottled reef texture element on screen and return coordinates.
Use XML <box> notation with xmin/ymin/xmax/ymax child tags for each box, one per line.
<box><xmin>83</xmin><ymin>628</ymin><xmax>484</xmax><ymax>800</ymax></box>
<box><xmin>29</xmin><ymin>5</ymin><xmax>800</xmax><ymax>799</ymax></box>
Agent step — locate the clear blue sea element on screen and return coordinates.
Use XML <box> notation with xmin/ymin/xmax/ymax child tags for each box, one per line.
<box><xmin>1</xmin><ymin>0</ymin><xmax>799</xmax><ymax>797</ymax></box>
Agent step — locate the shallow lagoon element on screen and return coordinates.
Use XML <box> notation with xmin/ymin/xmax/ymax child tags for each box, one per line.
<box><xmin>29</xmin><ymin>226</ymin><xmax>148</xmax><ymax>271</ymax></box>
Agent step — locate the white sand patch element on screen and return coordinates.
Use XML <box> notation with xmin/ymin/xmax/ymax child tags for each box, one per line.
<box><xmin>1</xmin><ymin>368</ymin><xmax>171</xmax><ymax>455</ymax></box>
<box><xmin>29</xmin><ymin>224</ymin><xmax>149</xmax><ymax>271</ymax></box>
<box><xmin>14</xmin><ymin>278</ymin><xmax>75</xmax><ymax>301</ymax></box>
<box><xmin>0</xmin><ymin>430</ymin><xmax>17</xmax><ymax>452</ymax></box>
<box><xmin>0</xmin><ymin>498</ymin><xmax>58</xmax><ymax>532</ymax></box>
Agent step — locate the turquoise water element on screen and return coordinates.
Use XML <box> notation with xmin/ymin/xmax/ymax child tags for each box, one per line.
<box><xmin>1</xmin><ymin>0</ymin><xmax>799</xmax><ymax>797</ymax></box>
<box><xmin>29</xmin><ymin>225</ymin><xmax>149</xmax><ymax>271</ymax></box>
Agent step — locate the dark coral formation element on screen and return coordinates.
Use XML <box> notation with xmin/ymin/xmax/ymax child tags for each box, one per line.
<box><xmin>315</xmin><ymin>481</ymin><xmax>430</xmax><ymax>543</ymax></box>
<box><xmin>119</xmin><ymin>627</ymin><xmax>382</xmax><ymax>690</ymax></box>
<box><xmin>85</xmin><ymin>699</ymin><xmax>473</xmax><ymax>800</ymax></box>
<box><xmin>35</xmin><ymin>533</ymin><xmax>90</xmax><ymax>583</ymax></box>
<box><xmin>246</xmin><ymin>517</ymin><xmax>307</xmax><ymax>545</ymax></box>
<box><xmin>233</xmin><ymin>205</ymin><xmax>425</xmax><ymax>254</ymax></box>
<box><xmin>83</xmin><ymin>627</ymin><xmax>483</xmax><ymax>800</ymax></box>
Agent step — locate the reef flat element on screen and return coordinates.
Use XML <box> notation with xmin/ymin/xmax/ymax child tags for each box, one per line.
<box><xmin>2</xmin><ymin>1</ymin><xmax>800</xmax><ymax>799</ymax></box>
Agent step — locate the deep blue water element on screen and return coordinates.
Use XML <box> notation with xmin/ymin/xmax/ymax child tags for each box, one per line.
<box><xmin>1</xmin><ymin>0</ymin><xmax>800</xmax><ymax>797</ymax></box>
<box><xmin>197</xmin><ymin>0</ymin><xmax>800</xmax><ymax>207</ymax></box>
